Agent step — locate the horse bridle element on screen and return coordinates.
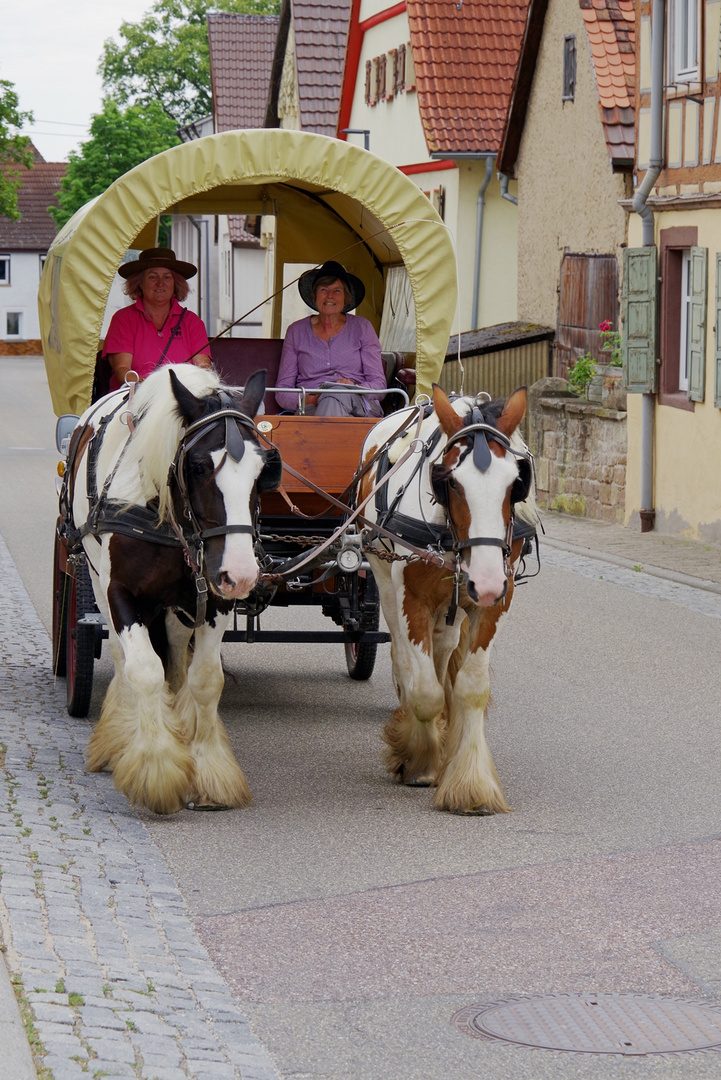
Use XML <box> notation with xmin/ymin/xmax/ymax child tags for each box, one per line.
<box><xmin>429</xmin><ymin>417</ymin><xmax>534</xmax><ymax>617</ymax></box>
<box><xmin>167</xmin><ymin>403</ymin><xmax>282</xmax><ymax>622</ymax></box>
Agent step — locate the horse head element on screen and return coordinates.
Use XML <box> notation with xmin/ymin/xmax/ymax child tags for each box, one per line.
<box><xmin>169</xmin><ymin>368</ymin><xmax>281</xmax><ymax>600</ymax></box>
<box><xmin>431</xmin><ymin>384</ymin><xmax>529</xmax><ymax>607</ymax></box>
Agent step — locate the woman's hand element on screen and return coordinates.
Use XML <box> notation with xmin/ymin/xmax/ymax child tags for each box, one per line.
<box><xmin>193</xmin><ymin>354</ymin><xmax>213</xmax><ymax>370</ymax></box>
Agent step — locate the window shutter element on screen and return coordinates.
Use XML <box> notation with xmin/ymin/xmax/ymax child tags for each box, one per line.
<box><xmin>715</xmin><ymin>253</ymin><xmax>721</xmax><ymax>407</ymax></box>
<box><xmin>622</xmin><ymin>247</ymin><xmax>658</xmax><ymax>393</ymax></box>
<box><xmin>687</xmin><ymin>246</ymin><xmax>707</xmax><ymax>402</ymax></box>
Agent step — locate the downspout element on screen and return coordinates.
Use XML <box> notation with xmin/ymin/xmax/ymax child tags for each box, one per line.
<box><xmin>472</xmin><ymin>156</ymin><xmax>495</xmax><ymax>330</ymax></box>
<box><xmin>498</xmin><ymin>173</ymin><xmax>518</xmax><ymax>205</ymax></box>
<box><xmin>632</xmin><ymin>0</ymin><xmax>665</xmax><ymax>531</ymax></box>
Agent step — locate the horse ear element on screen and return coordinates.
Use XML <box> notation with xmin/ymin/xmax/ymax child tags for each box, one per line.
<box><xmin>496</xmin><ymin>386</ymin><xmax>527</xmax><ymax>439</ymax></box>
<box><xmin>169</xmin><ymin>368</ymin><xmax>208</xmax><ymax>426</ymax></box>
<box><xmin>240</xmin><ymin>369</ymin><xmax>268</xmax><ymax>418</ymax></box>
<box><xmin>433</xmin><ymin>383</ymin><xmax>465</xmax><ymax>437</ymax></box>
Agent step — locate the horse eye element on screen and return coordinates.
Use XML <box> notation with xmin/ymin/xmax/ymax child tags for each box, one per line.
<box><xmin>190</xmin><ymin>459</ymin><xmax>210</xmax><ymax>478</ymax></box>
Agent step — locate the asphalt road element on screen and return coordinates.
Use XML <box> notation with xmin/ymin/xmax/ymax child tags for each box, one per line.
<box><xmin>2</xmin><ymin>356</ymin><xmax>721</xmax><ymax>1080</ymax></box>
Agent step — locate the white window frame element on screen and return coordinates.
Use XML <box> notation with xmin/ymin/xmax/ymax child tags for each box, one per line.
<box><xmin>0</xmin><ymin>255</ymin><xmax>10</xmax><ymax>286</ymax></box>
<box><xmin>679</xmin><ymin>249</ymin><xmax>692</xmax><ymax>391</ymax></box>
<box><xmin>4</xmin><ymin>311</ymin><xmax>23</xmax><ymax>339</ymax></box>
<box><xmin>670</xmin><ymin>0</ymin><xmax>699</xmax><ymax>82</ymax></box>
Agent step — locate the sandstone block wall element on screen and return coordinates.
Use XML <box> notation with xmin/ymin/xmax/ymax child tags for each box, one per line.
<box><xmin>527</xmin><ymin>379</ymin><xmax>627</xmax><ymax>523</ymax></box>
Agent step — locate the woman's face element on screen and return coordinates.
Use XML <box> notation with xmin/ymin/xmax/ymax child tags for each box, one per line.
<box><xmin>314</xmin><ymin>278</ymin><xmax>347</xmax><ymax>315</ymax></box>
<box><xmin>142</xmin><ymin>267</ymin><xmax>175</xmax><ymax>305</ymax></box>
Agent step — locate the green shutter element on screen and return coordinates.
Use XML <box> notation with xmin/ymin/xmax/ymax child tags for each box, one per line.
<box><xmin>687</xmin><ymin>246</ymin><xmax>707</xmax><ymax>402</ymax></box>
<box><xmin>715</xmin><ymin>253</ymin><xmax>721</xmax><ymax>407</ymax></box>
<box><xmin>622</xmin><ymin>247</ymin><xmax>658</xmax><ymax>393</ymax></box>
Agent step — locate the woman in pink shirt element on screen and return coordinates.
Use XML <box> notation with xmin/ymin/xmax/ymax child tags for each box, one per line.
<box><xmin>275</xmin><ymin>261</ymin><xmax>386</xmax><ymax>416</ymax></box>
<box><xmin>104</xmin><ymin>248</ymin><xmax>212</xmax><ymax>389</ymax></box>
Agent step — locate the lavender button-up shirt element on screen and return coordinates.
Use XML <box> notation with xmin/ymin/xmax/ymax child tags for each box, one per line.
<box><xmin>275</xmin><ymin>314</ymin><xmax>386</xmax><ymax>413</ymax></box>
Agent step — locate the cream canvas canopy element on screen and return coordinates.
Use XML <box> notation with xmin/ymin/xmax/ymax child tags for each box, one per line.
<box><xmin>39</xmin><ymin>129</ymin><xmax>457</xmax><ymax>416</ymax></box>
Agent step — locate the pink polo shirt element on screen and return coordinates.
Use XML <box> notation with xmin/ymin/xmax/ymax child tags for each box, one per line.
<box><xmin>103</xmin><ymin>297</ymin><xmax>211</xmax><ymax>388</ymax></box>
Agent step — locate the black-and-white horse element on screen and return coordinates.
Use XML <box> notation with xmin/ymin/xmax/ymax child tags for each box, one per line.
<box><xmin>67</xmin><ymin>365</ymin><xmax>280</xmax><ymax>814</ymax></box>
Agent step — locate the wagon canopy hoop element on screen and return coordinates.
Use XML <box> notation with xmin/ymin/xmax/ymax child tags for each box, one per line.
<box><xmin>39</xmin><ymin>129</ymin><xmax>457</xmax><ymax>417</ymax></box>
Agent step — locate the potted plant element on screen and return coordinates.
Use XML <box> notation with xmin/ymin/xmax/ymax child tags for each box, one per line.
<box><xmin>568</xmin><ymin>323</ymin><xmax>625</xmax><ymax>408</ymax></box>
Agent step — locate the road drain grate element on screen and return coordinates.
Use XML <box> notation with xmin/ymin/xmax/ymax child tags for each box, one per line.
<box><xmin>452</xmin><ymin>994</ymin><xmax>721</xmax><ymax>1056</ymax></box>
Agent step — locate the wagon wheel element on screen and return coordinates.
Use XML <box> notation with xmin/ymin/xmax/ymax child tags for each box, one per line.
<box><xmin>66</xmin><ymin>560</ymin><xmax>96</xmax><ymax>718</ymax></box>
<box><xmin>345</xmin><ymin>572</ymin><xmax>380</xmax><ymax>681</ymax></box>
<box><xmin>52</xmin><ymin>522</ymin><xmax>69</xmax><ymax>677</ymax></box>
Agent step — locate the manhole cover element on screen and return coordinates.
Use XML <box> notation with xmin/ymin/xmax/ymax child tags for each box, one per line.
<box><xmin>452</xmin><ymin>994</ymin><xmax>721</xmax><ymax>1056</ymax></box>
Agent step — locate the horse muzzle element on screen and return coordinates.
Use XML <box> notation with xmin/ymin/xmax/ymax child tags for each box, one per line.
<box><xmin>462</xmin><ymin>557</ymin><xmax>509</xmax><ymax>608</ymax></box>
<box><xmin>213</xmin><ymin>564</ymin><xmax>260</xmax><ymax>600</ymax></box>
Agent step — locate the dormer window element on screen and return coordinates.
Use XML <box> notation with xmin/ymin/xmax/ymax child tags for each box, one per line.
<box><xmin>563</xmin><ymin>35</ymin><xmax>576</xmax><ymax>101</ymax></box>
<box><xmin>670</xmin><ymin>0</ymin><xmax>699</xmax><ymax>82</ymax></box>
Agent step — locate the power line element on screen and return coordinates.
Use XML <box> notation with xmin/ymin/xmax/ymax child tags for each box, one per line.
<box><xmin>31</xmin><ymin>119</ymin><xmax>89</xmax><ymax>129</ymax></box>
<box><xmin>21</xmin><ymin>130</ymin><xmax>89</xmax><ymax>139</ymax></box>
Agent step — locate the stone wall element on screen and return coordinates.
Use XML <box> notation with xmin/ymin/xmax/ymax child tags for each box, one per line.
<box><xmin>527</xmin><ymin>377</ymin><xmax>627</xmax><ymax>523</ymax></box>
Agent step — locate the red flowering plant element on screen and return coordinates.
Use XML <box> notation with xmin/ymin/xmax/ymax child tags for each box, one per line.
<box><xmin>599</xmin><ymin>320</ymin><xmax>623</xmax><ymax>366</ymax></box>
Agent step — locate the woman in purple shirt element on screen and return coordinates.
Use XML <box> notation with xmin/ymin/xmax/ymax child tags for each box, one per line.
<box><xmin>275</xmin><ymin>261</ymin><xmax>386</xmax><ymax>416</ymax></box>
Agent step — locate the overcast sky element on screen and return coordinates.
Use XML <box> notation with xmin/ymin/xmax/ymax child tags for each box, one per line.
<box><xmin>1</xmin><ymin>0</ymin><xmax>155</xmax><ymax>162</ymax></box>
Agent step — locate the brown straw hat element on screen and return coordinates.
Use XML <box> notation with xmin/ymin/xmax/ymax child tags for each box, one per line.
<box><xmin>118</xmin><ymin>247</ymin><xmax>197</xmax><ymax>280</ymax></box>
<box><xmin>298</xmin><ymin>260</ymin><xmax>365</xmax><ymax>312</ymax></box>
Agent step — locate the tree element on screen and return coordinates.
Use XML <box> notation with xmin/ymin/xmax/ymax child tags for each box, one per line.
<box><xmin>49</xmin><ymin>99</ymin><xmax>180</xmax><ymax>231</ymax></box>
<box><xmin>0</xmin><ymin>77</ymin><xmax>34</xmax><ymax>220</ymax></box>
<box><xmin>100</xmin><ymin>0</ymin><xmax>280</xmax><ymax>128</ymax></box>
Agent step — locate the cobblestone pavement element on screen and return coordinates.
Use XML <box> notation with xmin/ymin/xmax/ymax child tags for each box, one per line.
<box><xmin>0</xmin><ymin>535</ymin><xmax>281</xmax><ymax>1080</ymax></box>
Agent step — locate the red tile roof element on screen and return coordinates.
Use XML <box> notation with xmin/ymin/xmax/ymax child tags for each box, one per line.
<box><xmin>208</xmin><ymin>13</ymin><xmax>279</xmax><ymax>131</ymax></box>
<box><xmin>266</xmin><ymin>0</ymin><xmax>352</xmax><ymax>136</ymax></box>
<box><xmin>408</xmin><ymin>0</ymin><xmax>531</xmax><ymax>155</ymax></box>
<box><xmin>228</xmin><ymin>213</ymin><xmax>261</xmax><ymax>247</ymax></box>
<box><xmin>499</xmin><ymin>0</ymin><xmax>635</xmax><ymax>174</ymax></box>
<box><xmin>0</xmin><ymin>158</ymin><xmax>66</xmax><ymax>250</ymax></box>
<box><xmin>580</xmin><ymin>0</ymin><xmax>635</xmax><ymax>166</ymax></box>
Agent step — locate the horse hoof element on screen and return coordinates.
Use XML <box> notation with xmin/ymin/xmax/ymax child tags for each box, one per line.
<box><xmin>185</xmin><ymin>801</ymin><xmax>231</xmax><ymax>812</ymax></box>
<box><xmin>450</xmin><ymin>805</ymin><xmax>495</xmax><ymax>816</ymax></box>
<box><xmin>399</xmin><ymin>764</ymin><xmax>437</xmax><ymax>787</ymax></box>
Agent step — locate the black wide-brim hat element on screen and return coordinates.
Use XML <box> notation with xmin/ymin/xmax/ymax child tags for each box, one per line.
<box><xmin>118</xmin><ymin>247</ymin><xmax>198</xmax><ymax>280</ymax></box>
<box><xmin>298</xmin><ymin>260</ymin><xmax>365</xmax><ymax>313</ymax></box>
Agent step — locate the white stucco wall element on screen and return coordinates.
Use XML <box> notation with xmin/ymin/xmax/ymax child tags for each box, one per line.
<box><xmin>1</xmin><ymin>251</ymin><xmax>43</xmax><ymax>342</ymax></box>
<box><xmin>347</xmin><ymin>11</ymin><xmax>427</xmax><ymax>166</ymax></box>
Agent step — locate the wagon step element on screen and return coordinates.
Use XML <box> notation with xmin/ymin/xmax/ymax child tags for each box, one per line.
<box><xmin>223</xmin><ymin>629</ymin><xmax>391</xmax><ymax>644</ymax></box>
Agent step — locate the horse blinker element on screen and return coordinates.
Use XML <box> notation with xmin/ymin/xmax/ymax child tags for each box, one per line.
<box><xmin>257</xmin><ymin>447</ymin><xmax>282</xmax><ymax>492</ymax></box>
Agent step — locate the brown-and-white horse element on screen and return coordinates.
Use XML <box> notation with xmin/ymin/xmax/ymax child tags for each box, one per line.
<box><xmin>358</xmin><ymin>384</ymin><xmax>536</xmax><ymax>814</ymax></box>
<box><xmin>67</xmin><ymin>365</ymin><xmax>281</xmax><ymax>814</ymax></box>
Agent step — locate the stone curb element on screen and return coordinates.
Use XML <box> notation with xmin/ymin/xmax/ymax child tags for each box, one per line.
<box><xmin>0</xmin><ymin>950</ymin><xmax>37</xmax><ymax>1080</ymax></box>
<box><xmin>542</xmin><ymin>535</ymin><xmax>721</xmax><ymax>596</ymax></box>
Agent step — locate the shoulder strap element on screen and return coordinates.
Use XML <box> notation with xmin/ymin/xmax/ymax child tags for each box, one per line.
<box><xmin>153</xmin><ymin>308</ymin><xmax>187</xmax><ymax>372</ymax></box>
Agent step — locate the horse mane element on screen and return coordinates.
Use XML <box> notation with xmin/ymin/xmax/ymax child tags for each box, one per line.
<box><xmin>118</xmin><ymin>364</ymin><xmax>222</xmax><ymax>521</ymax></box>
